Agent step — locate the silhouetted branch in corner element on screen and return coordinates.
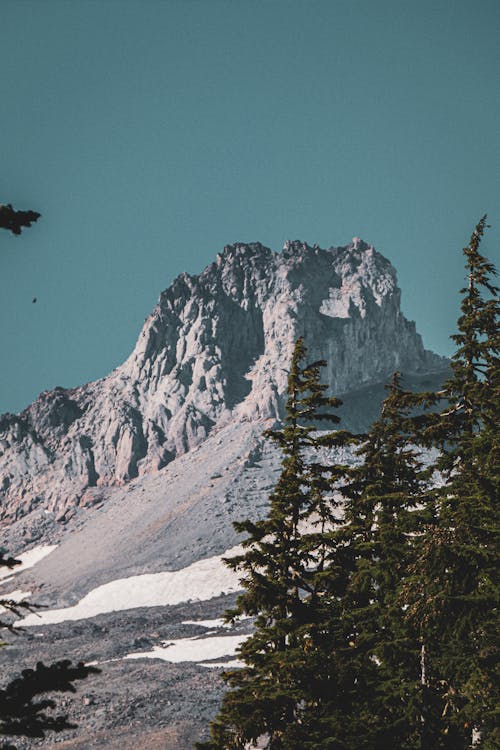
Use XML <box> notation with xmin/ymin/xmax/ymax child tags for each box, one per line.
<box><xmin>0</xmin><ymin>204</ymin><xmax>40</xmax><ymax>235</ymax></box>
<box><xmin>0</xmin><ymin>553</ymin><xmax>100</xmax><ymax>749</ymax></box>
<box><xmin>1</xmin><ymin>199</ymin><xmax>100</xmax><ymax>749</ymax></box>
<box><xmin>0</xmin><ymin>552</ymin><xmax>41</xmax><ymax>635</ymax></box>
<box><xmin>0</xmin><ymin>660</ymin><xmax>100</xmax><ymax>744</ymax></box>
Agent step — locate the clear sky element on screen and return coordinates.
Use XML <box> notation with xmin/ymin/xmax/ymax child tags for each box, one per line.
<box><xmin>1</xmin><ymin>0</ymin><xmax>499</xmax><ymax>414</ymax></box>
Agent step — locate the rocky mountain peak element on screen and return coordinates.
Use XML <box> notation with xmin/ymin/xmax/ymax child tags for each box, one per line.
<box><xmin>0</xmin><ymin>238</ymin><xmax>448</xmax><ymax>522</ymax></box>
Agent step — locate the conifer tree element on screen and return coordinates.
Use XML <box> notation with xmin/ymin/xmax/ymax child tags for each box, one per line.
<box><xmin>1</xmin><ymin>202</ymin><xmax>97</xmax><ymax>749</ymax></box>
<box><xmin>196</xmin><ymin>217</ymin><xmax>498</xmax><ymax>750</ymax></box>
<box><xmin>320</xmin><ymin>372</ymin><xmax>435</xmax><ymax>750</ymax></box>
<box><xmin>196</xmin><ymin>338</ymin><xmax>354</xmax><ymax>750</ymax></box>
<box><xmin>0</xmin><ymin>204</ymin><xmax>40</xmax><ymax>236</ymax></box>
<box><xmin>0</xmin><ymin>553</ymin><xmax>99</xmax><ymax>749</ymax></box>
<box><xmin>403</xmin><ymin>216</ymin><xmax>499</xmax><ymax>749</ymax></box>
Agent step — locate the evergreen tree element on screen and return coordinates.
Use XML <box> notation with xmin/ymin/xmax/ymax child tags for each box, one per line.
<box><xmin>195</xmin><ymin>217</ymin><xmax>498</xmax><ymax>750</ymax></box>
<box><xmin>322</xmin><ymin>372</ymin><xmax>435</xmax><ymax>750</ymax></box>
<box><xmin>403</xmin><ymin>216</ymin><xmax>499</xmax><ymax>748</ymax></box>
<box><xmin>0</xmin><ymin>204</ymin><xmax>40</xmax><ymax>236</ymax></box>
<box><xmin>1</xmin><ymin>202</ymin><xmax>97</xmax><ymax>749</ymax></box>
<box><xmin>0</xmin><ymin>553</ymin><xmax>99</xmax><ymax>749</ymax></box>
<box><xmin>196</xmin><ymin>338</ymin><xmax>354</xmax><ymax>750</ymax></box>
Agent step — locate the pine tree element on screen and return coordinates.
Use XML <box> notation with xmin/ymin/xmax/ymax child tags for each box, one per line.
<box><xmin>318</xmin><ymin>372</ymin><xmax>435</xmax><ymax>750</ymax></box>
<box><xmin>196</xmin><ymin>338</ymin><xmax>354</xmax><ymax>750</ymax></box>
<box><xmin>0</xmin><ymin>204</ymin><xmax>40</xmax><ymax>236</ymax></box>
<box><xmin>1</xmin><ymin>203</ymin><xmax>97</xmax><ymax>749</ymax></box>
<box><xmin>0</xmin><ymin>553</ymin><xmax>99</xmax><ymax>749</ymax></box>
<box><xmin>403</xmin><ymin>216</ymin><xmax>499</xmax><ymax>748</ymax></box>
<box><xmin>195</xmin><ymin>218</ymin><xmax>498</xmax><ymax>749</ymax></box>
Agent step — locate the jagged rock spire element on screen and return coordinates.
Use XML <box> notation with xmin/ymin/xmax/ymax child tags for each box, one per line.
<box><xmin>0</xmin><ymin>239</ymin><xmax>447</xmax><ymax>520</ymax></box>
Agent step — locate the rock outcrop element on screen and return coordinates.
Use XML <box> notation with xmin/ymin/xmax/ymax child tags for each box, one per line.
<box><xmin>0</xmin><ymin>238</ymin><xmax>447</xmax><ymax>521</ymax></box>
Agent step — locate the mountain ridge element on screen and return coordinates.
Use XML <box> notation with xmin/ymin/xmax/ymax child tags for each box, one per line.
<box><xmin>0</xmin><ymin>237</ymin><xmax>450</xmax><ymax>749</ymax></box>
<box><xmin>0</xmin><ymin>238</ymin><xmax>447</xmax><ymax>523</ymax></box>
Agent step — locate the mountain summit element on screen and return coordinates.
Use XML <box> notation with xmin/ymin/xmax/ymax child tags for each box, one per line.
<box><xmin>0</xmin><ymin>239</ymin><xmax>446</xmax><ymax>522</ymax></box>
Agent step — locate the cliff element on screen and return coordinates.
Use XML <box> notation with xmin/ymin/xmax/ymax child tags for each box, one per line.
<box><xmin>0</xmin><ymin>238</ymin><xmax>447</xmax><ymax>521</ymax></box>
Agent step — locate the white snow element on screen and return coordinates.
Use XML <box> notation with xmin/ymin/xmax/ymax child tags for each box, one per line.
<box><xmin>0</xmin><ymin>545</ymin><xmax>57</xmax><ymax>583</ymax></box>
<box><xmin>199</xmin><ymin>660</ymin><xmax>244</xmax><ymax>669</ymax></box>
<box><xmin>182</xmin><ymin>618</ymin><xmax>231</xmax><ymax>629</ymax></box>
<box><xmin>125</xmin><ymin>633</ymin><xmax>249</xmax><ymax>664</ymax></box>
<box><xmin>17</xmin><ymin>546</ymin><xmax>244</xmax><ymax>626</ymax></box>
<box><xmin>0</xmin><ymin>589</ymin><xmax>32</xmax><ymax>613</ymax></box>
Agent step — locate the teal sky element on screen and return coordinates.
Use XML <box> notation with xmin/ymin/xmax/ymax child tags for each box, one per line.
<box><xmin>1</xmin><ymin>0</ymin><xmax>499</xmax><ymax>414</ymax></box>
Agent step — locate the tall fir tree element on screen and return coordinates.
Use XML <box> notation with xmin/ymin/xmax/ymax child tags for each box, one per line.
<box><xmin>321</xmin><ymin>372</ymin><xmax>436</xmax><ymax>750</ymax></box>
<box><xmin>196</xmin><ymin>338</ymin><xmax>354</xmax><ymax>750</ymax></box>
<box><xmin>195</xmin><ymin>218</ymin><xmax>498</xmax><ymax>750</ymax></box>
<box><xmin>403</xmin><ymin>216</ymin><xmax>499</xmax><ymax>749</ymax></box>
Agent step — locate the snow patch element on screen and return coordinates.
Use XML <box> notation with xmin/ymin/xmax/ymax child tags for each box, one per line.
<box><xmin>182</xmin><ymin>618</ymin><xmax>231</xmax><ymax>629</ymax></box>
<box><xmin>0</xmin><ymin>545</ymin><xmax>57</xmax><ymax>583</ymax></box>
<box><xmin>125</xmin><ymin>634</ymin><xmax>249</xmax><ymax>664</ymax></box>
<box><xmin>0</xmin><ymin>589</ymin><xmax>32</xmax><ymax>613</ymax></box>
<box><xmin>199</xmin><ymin>659</ymin><xmax>244</xmax><ymax>669</ymax></box>
<box><xmin>17</xmin><ymin>546</ymin><xmax>244</xmax><ymax>626</ymax></box>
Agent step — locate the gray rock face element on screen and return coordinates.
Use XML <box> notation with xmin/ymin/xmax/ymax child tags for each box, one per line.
<box><xmin>0</xmin><ymin>238</ymin><xmax>447</xmax><ymax>521</ymax></box>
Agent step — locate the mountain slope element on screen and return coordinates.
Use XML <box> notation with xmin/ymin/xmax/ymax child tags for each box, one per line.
<box><xmin>0</xmin><ymin>238</ymin><xmax>447</xmax><ymax>523</ymax></box>
<box><xmin>0</xmin><ymin>236</ymin><xmax>449</xmax><ymax>749</ymax></box>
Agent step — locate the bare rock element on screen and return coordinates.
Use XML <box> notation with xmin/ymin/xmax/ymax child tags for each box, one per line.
<box><xmin>0</xmin><ymin>238</ymin><xmax>447</xmax><ymax>521</ymax></box>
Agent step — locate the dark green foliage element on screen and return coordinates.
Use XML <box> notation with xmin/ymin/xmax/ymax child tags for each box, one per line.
<box><xmin>0</xmin><ymin>553</ymin><xmax>42</xmax><ymax>638</ymax></box>
<box><xmin>196</xmin><ymin>217</ymin><xmax>498</xmax><ymax>750</ymax></box>
<box><xmin>0</xmin><ymin>660</ymin><xmax>99</xmax><ymax>745</ymax></box>
<box><xmin>0</xmin><ymin>204</ymin><xmax>40</xmax><ymax>236</ymax></box>
<box><xmin>0</xmin><ymin>553</ymin><xmax>99</xmax><ymax>749</ymax></box>
<box><xmin>196</xmin><ymin>338</ymin><xmax>355</xmax><ymax>749</ymax></box>
<box><xmin>1</xmin><ymin>198</ymin><xmax>99</xmax><ymax>748</ymax></box>
<box><xmin>322</xmin><ymin>372</ymin><xmax>435</xmax><ymax>749</ymax></box>
<box><xmin>402</xmin><ymin>216</ymin><xmax>499</xmax><ymax>748</ymax></box>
